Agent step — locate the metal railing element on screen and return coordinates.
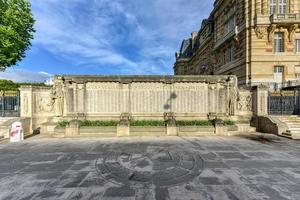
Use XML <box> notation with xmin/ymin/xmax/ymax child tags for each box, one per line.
<box><xmin>0</xmin><ymin>91</ymin><xmax>20</xmax><ymax>117</ymax></box>
<box><xmin>270</xmin><ymin>13</ymin><xmax>300</xmax><ymax>23</ymax></box>
<box><xmin>249</xmin><ymin>80</ymin><xmax>300</xmax><ymax>91</ymax></box>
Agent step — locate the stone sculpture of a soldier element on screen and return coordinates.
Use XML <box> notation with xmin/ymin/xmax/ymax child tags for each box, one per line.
<box><xmin>227</xmin><ymin>77</ymin><xmax>237</xmax><ymax>116</ymax></box>
<box><xmin>51</xmin><ymin>83</ymin><xmax>64</xmax><ymax>117</ymax></box>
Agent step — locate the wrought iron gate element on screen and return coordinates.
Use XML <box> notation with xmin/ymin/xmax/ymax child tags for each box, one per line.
<box><xmin>268</xmin><ymin>90</ymin><xmax>300</xmax><ymax>115</ymax></box>
<box><xmin>0</xmin><ymin>91</ymin><xmax>20</xmax><ymax>117</ymax></box>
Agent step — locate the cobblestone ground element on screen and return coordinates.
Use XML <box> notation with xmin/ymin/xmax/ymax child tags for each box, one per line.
<box><xmin>0</xmin><ymin>134</ymin><xmax>300</xmax><ymax>200</ymax></box>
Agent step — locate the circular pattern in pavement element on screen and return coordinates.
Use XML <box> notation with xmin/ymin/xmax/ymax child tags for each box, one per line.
<box><xmin>96</xmin><ymin>147</ymin><xmax>204</xmax><ymax>188</ymax></box>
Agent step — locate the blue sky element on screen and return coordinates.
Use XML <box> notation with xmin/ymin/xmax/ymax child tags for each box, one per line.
<box><xmin>0</xmin><ymin>0</ymin><xmax>213</xmax><ymax>82</ymax></box>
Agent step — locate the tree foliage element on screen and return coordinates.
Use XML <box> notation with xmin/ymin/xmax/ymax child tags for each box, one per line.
<box><xmin>0</xmin><ymin>79</ymin><xmax>20</xmax><ymax>90</ymax></box>
<box><xmin>0</xmin><ymin>0</ymin><xmax>35</xmax><ymax>70</ymax></box>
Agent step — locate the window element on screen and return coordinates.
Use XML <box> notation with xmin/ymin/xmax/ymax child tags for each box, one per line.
<box><xmin>270</xmin><ymin>0</ymin><xmax>277</xmax><ymax>15</ymax></box>
<box><xmin>224</xmin><ymin>46</ymin><xmax>234</xmax><ymax>64</ymax></box>
<box><xmin>274</xmin><ymin>66</ymin><xmax>284</xmax><ymax>73</ymax></box>
<box><xmin>295</xmin><ymin>66</ymin><xmax>300</xmax><ymax>79</ymax></box>
<box><xmin>274</xmin><ymin>32</ymin><xmax>284</xmax><ymax>52</ymax></box>
<box><xmin>224</xmin><ymin>16</ymin><xmax>236</xmax><ymax>35</ymax></box>
<box><xmin>278</xmin><ymin>0</ymin><xmax>287</xmax><ymax>14</ymax></box>
<box><xmin>296</xmin><ymin>39</ymin><xmax>300</xmax><ymax>53</ymax></box>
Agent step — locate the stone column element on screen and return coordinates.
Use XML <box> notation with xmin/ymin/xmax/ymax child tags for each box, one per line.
<box><xmin>252</xmin><ymin>85</ymin><xmax>269</xmax><ymax>116</ymax></box>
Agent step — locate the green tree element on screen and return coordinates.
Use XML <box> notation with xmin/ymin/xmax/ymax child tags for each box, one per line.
<box><xmin>0</xmin><ymin>79</ymin><xmax>19</xmax><ymax>90</ymax></box>
<box><xmin>0</xmin><ymin>0</ymin><xmax>35</xmax><ymax>71</ymax></box>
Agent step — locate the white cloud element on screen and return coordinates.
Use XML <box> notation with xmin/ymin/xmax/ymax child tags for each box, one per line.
<box><xmin>28</xmin><ymin>0</ymin><xmax>213</xmax><ymax>74</ymax></box>
<box><xmin>0</xmin><ymin>69</ymin><xmax>52</xmax><ymax>83</ymax></box>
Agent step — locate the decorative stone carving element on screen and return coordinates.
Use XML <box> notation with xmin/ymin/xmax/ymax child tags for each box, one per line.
<box><xmin>36</xmin><ymin>95</ymin><xmax>53</xmax><ymax>113</ymax></box>
<box><xmin>164</xmin><ymin>112</ymin><xmax>176</xmax><ymax>126</ymax></box>
<box><xmin>119</xmin><ymin>113</ymin><xmax>131</xmax><ymax>126</ymax></box>
<box><xmin>51</xmin><ymin>83</ymin><xmax>64</xmax><ymax>117</ymax></box>
<box><xmin>268</xmin><ymin>24</ymin><xmax>277</xmax><ymax>42</ymax></box>
<box><xmin>255</xmin><ymin>26</ymin><xmax>267</xmax><ymax>39</ymax></box>
<box><xmin>288</xmin><ymin>24</ymin><xmax>298</xmax><ymax>42</ymax></box>
<box><xmin>237</xmin><ymin>92</ymin><xmax>252</xmax><ymax>111</ymax></box>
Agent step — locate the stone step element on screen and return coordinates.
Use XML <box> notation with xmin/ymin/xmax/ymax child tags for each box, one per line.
<box><xmin>283</xmin><ymin>121</ymin><xmax>300</xmax><ymax>124</ymax></box>
<box><xmin>273</xmin><ymin>117</ymin><xmax>299</xmax><ymax>120</ymax></box>
<box><xmin>283</xmin><ymin>133</ymin><xmax>300</xmax><ymax>140</ymax></box>
<box><xmin>287</xmin><ymin>128</ymin><xmax>300</xmax><ymax>131</ymax></box>
<box><xmin>280</xmin><ymin>121</ymin><xmax>300</xmax><ymax>124</ymax></box>
<box><xmin>286</xmin><ymin>126</ymin><xmax>300</xmax><ymax>129</ymax></box>
<box><xmin>287</xmin><ymin>130</ymin><xmax>300</xmax><ymax>134</ymax></box>
<box><xmin>282</xmin><ymin>118</ymin><xmax>300</xmax><ymax>121</ymax></box>
<box><xmin>282</xmin><ymin>132</ymin><xmax>293</xmax><ymax>138</ymax></box>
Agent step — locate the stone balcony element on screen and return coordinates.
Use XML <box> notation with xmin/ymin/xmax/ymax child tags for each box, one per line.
<box><xmin>214</xmin><ymin>29</ymin><xmax>235</xmax><ymax>49</ymax></box>
<box><xmin>270</xmin><ymin>13</ymin><xmax>300</xmax><ymax>24</ymax></box>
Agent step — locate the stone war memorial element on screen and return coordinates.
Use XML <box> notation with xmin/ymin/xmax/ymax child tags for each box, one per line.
<box><xmin>18</xmin><ymin>75</ymin><xmax>261</xmax><ymax>138</ymax></box>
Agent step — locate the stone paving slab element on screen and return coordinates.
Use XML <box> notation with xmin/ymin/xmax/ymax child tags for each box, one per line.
<box><xmin>0</xmin><ymin>134</ymin><xmax>299</xmax><ymax>200</ymax></box>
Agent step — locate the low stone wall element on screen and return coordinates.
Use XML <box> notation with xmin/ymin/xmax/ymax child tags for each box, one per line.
<box><xmin>256</xmin><ymin>116</ymin><xmax>287</xmax><ymax>135</ymax></box>
<box><xmin>53</xmin><ymin>123</ymin><xmax>253</xmax><ymax>138</ymax></box>
<box><xmin>178</xmin><ymin>126</ymin><xmax>215</xmax><ymax>136</ymax></box>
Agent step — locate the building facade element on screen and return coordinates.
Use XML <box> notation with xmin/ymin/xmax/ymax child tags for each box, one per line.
<box><xmin>174</xmin><ymin>0</ymin><xmax>300</xmax><ymax>87</ymax></box>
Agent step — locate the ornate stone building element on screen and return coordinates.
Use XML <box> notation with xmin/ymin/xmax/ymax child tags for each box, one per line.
<box><xmin>174</xmin><ymin>0</ymin><xmax>300</xmax><ymax>86</ymax></box>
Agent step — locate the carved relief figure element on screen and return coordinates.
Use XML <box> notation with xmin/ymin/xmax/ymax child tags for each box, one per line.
<box><xmin>36</xmin><ymin>95</ymin><xmax>53</xmax><ymax>113</ymax></box>
<box><xmin>227</xmin><ymin>77</ymin><xmax>237</xmax><ymax>116</ymax></box>
<box><xmin>268</xmin><ymin>24</ymin><xmax>277</xmax><ymax>42</ymax></box>
<box><xmin>288</xmin><ymin>24</ymin><xmax>298</xmax><ymax>42</ymax></box>
<box><xmin>237</xmin><ymin>92</ymin><xmax>252</xmax><ymax>112</ymax></box>
<box><xmin>255</xmin><ymin>26</ymin><xmax>267</xmax><ymax>39</ymax></box>
<box><xmin>51</xmin><ymin>83</ymin><xmax>64</xmax><ymax>117</ymax></box>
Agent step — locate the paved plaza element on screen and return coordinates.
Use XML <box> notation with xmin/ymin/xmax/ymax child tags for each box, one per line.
<box><xmin>0</xmin><ymin>134</ymin><xmax>300</xmax><ymax>200</ymax></box>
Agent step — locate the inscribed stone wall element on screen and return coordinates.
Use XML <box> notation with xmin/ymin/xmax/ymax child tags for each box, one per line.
<box><xmin>20</xmin><ymin>75</ymin><xmax>253</xmax><ymax>124</ymax></box>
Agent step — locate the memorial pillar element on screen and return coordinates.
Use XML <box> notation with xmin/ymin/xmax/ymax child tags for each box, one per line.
<box><xmin>252</xmin><ymin>85</ymin><xmax>269</xmax><ymax>116</ymax></box>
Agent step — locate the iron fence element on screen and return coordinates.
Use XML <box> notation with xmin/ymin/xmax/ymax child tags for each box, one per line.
<box><xmin>0</xmin><ymin>91</ymin><xmax>20</xmax><ymax>117</ymax></box>
<box><xmin>268</xmin><ymin>90</ymin><xmax>300</xmax><ymax>115</ymax></box>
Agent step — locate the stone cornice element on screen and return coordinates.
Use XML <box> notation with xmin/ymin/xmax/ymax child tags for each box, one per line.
<box><xmin>20</xmin><ymin>85</ymin><xmax>51</xmax><ymax>90</ymax></box>
<box><xmin>56</xmin><ymin>75</ymin><xmax>236</xmax><ymax>84</ymax></box>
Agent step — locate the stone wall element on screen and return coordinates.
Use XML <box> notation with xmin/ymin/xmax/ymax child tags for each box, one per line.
<box><xmin>20</xmin><ymin>75</ymin><xmax>254</xmax><ymax>129</ymax></box>
<box><xmin>20</xmin><ymin>85</ymin><xmax>54</xmax><ymax>129</ymax></box>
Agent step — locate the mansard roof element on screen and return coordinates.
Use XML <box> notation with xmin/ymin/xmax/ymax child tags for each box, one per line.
<box><xmin>178</xmin><ymin>38</ymin><xmax>193</xmax><ymax>59</ymax></box>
